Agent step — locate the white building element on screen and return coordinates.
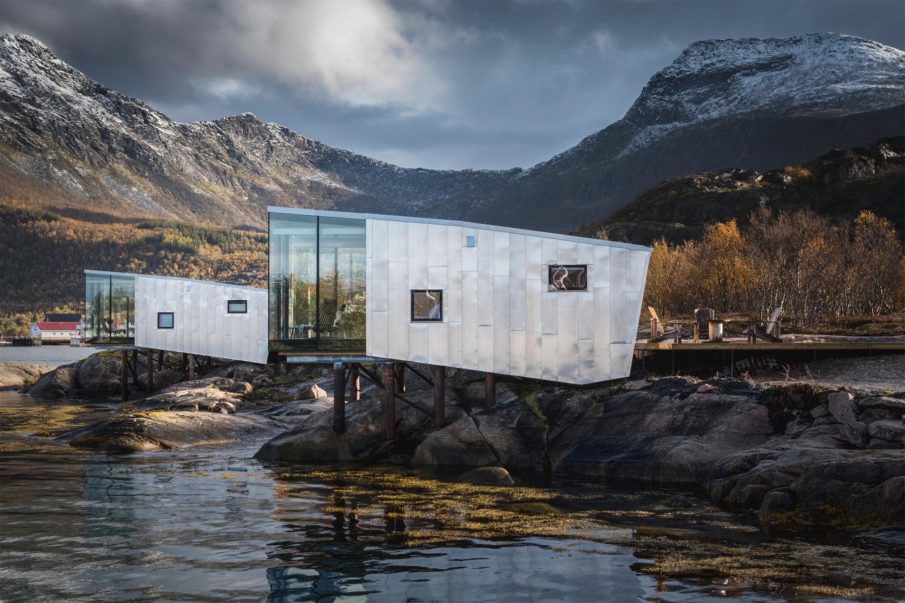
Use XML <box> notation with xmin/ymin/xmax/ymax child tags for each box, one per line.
<box><xmin>86</xmin><ymin>208</ymin><xmax>650</xmax><ymax>385</ymax></box>
<box><xmin>29</xmin><ymin>320</ymin><xmax>82</xmax><ymax>344</ymax></box>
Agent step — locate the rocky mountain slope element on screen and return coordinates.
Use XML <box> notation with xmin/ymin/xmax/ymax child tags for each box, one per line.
<box><xmin>0</xmin><ymin>32</ymin><xmax>902</xmax><ymax>233</ymax></box>
<box><xmin>0</xmin><ymin>34</ymin><xmax>518</xmax><ymax>228</ymax></box>
<box><xmin>478</xmin><ymin>33</ymin><xmax>905</xmax><ymax>231</ymax></box>
<box><xmin>581</xmin><ymin>136</ymin><xmax>905</xmax><ymax>245</ymax></box>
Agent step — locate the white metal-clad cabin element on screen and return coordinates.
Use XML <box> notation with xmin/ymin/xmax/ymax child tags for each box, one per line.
<box><xmin>84</xmin><ymin>270</ymin><xmax>268</xmax><ymax>364</ymax></box>
<box><xmin>85</xmin><ymin>210</ymin><xmax>650</xmax><ymax>384</ymax></box>
<box><xmin>269</xmin><ymin>208</ymin><xmax>651</xmax><ymax>384</ymax></box>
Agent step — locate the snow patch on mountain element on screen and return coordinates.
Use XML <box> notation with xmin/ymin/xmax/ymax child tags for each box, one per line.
<box><xmin>619</xmin><ymin>33</ymin><xmax>905</xmax><ymax>156</ymax></box>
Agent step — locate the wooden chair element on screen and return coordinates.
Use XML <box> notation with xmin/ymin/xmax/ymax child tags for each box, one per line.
<box><xmin>747</xmin><ymin>307</ymin><xmax>783</xmax><ymax>343</ymax></box>
<box><xmin>648</xmin><ymin>306</ymin><xmax>683</xmax><ymax>343</ymax></box>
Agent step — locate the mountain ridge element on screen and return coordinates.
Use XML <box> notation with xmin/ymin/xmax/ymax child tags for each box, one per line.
<box><xmin>1</xmin><ymin>32</ymin><xmax>903</xmax><ymax>233</ymax></box>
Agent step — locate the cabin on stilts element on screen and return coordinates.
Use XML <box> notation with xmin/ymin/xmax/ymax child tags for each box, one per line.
<box><xmin>85</xmin><ymin>207</ymin><xmax>652</xmax><ymax>438</ymax></box>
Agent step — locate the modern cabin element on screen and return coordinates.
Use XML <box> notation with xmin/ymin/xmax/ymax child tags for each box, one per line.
<box><xmin>86</xmin><ymin>208</ymin><xmax>651</xmax><ymax>385</ymax></box>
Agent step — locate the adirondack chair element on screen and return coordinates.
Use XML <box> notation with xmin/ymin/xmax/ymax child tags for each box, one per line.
<box><xmin>647</xmin><ymin>306</ymin><xmax>683</xmax><ymax>343</ymax></box>
<box><xmin>747</xmin><ymin>307</ymin><xmax>783</xmax><ymax>343</ymax></box>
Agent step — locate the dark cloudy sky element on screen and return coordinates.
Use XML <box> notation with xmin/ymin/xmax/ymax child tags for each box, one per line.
<box><xmin>1</xmin><ymin>0</ymin><xmax>902</xmax><ymax>169</ymax></box>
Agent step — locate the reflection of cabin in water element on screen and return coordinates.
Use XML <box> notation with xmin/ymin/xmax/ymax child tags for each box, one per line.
<box><xmin>85</xmin><ymin>208</ymin><xmax>651</xmax><ymax>385</ymax></box>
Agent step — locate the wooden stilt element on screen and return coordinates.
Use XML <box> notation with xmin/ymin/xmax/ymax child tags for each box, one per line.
<box><xmin>394</xmin><ymin>363</ymin><xmax>406</xmax><ymax>393</ymax></box>
<box><xmin>484</xmin><ymin>373</ymin><xmax>496</xmax><ymax>409</ymax></box>
<box><xmin>157</xmin><ymin>350</ymin><xmax>164</xmax><ymax>373</ymax></box>
<box><xmin>188</xmin><ymin>354</ymin><xmax>195</xmax><ymax>381</ymax></box>
<box><xmin>120</xmin><ymin>349</ymin><xmax>129</xmax><ymax>402</ymax></box>
<box><xmin>147</xmin><ymin>350</ymin><xmax>155</xmax><ymax>392</ymax></box>
<box><xmin>383</xmin><ymin>364</ymin><xmax>397</xmax><ymax>441</ymax></box>
<box><xmin>432</xmin><ymin>365</ymin><xmax>445</xmax><ymax>427</ymax></box>
<box><xmin>349</xmin><ymin>365</ymin><xmax>361</xmax><ymax>402</ymax></box>
<box><xmin>129</xmin><ymin>349</ymin><xmax>140</xmax><ymax>390</ymax></box>
<box><xmin>333</xmin><ymin>362</ymin><xmax>346</xmax><ymax>435</ymax></box>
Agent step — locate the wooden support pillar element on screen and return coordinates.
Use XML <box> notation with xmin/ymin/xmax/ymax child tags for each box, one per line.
<box><xmin>157</xmin><ymin>349</ymin><xmax>164</xmax><ymax>372</ymax></box>
<box><xmin>349</xmin><ymin>365</ymin><xmax>361</xmax><ymax>402</ymax></box>
<box><xmin>187</xmin><ymin>354</ymin><xmax>195</xmax><ymax>381</ymax></box>
<box><xmin>129</xmin><ymin>349</ymin><xmax>140</xmax><ymax>390</ymax></box>
<box><xmin>432</xmin><ymin>365</ymin><xmax>446</xmax><ymax>427</ymax></box>
<box><xmin>333</xmin><ymin>362</ymin><xmax>346</xmax><ymax>435</ymax></box>
<box><xmin>394</xmin><ymin>363</ymin><xmax>406</xmax><ymax>393</ymax></box>
<box><xmin>484</xmin><ymin>373</ymin><xmax>496</xmax><ymax>409</ymax></box>
<box><xmin>120</xmin><ymin>349</ymin><xmax>129</xmax><ymax>402</ymax></box>
<box><xmin>383</xmin><ymin>364</ymin><xmax>397</xmax><ymax>441</ymax></box>
<box><xmin>147</xmin><ymin>350</ymin><xmax>155</xmax><ymax>392</ymax></box>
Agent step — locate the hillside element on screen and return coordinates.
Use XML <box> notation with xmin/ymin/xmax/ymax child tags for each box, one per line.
<box><xmin>579</xmin><ymin>136</ymin><xmax>905</xmax><ymax>244</ymax></box>
<box><xmin>1</xmin><ymin>33</ymin><xmax>903</xmax><ymax>233</ymax></box>
<box><xmin>0</xmin><ymin>201</ymin><xmax>266</xmax><ymax>314</ymax></box>
<box><xmin>477</xmin><ymin>34</ymin><xmax>905</xmax><ymax>231</ymax></box>
<box><xmin>0</xmin><ymin>34</ymin><xmax>518</xmax><ymax>229</ymax></box>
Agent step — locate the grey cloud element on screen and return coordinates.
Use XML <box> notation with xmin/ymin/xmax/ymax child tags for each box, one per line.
<box><xmin>0</xmin><ymin>0</ymin><xmax>902</xmax><ymax>169</ymax></box>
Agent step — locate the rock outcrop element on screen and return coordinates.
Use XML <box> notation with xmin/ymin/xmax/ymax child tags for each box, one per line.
<box><xmin>60</xmin><ymin>411</ymin><xmax>279</xmax><ymax>453</ymax></box>
<box><xmin>255</xmin><ymin>373</ymin><xmax>904</xmax><ymax>530</ymax></box>
<box><xmin>0</xmin><ymin>363</ymin><xmax>53</xmax><ymax>390</ymax></box>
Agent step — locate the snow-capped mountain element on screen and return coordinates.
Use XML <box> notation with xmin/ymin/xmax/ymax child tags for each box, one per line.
<box><xmin>622</xmin><ymin>34</ymin><xmax>905</xmax><ymax>154</ymax></box>
<box><xmin>0</xmin><ymin>32</ymin><xmax>902</xmax><ymax>232</ymax></box>
<box><xmin>477</xmin><ymin>33</ymin><xmax>905</xmax><ymax>231</ymax></box>
<box><xmin>0</xmin><ymin>34</ymin><xmax>519</xmax><ymax>227</ymax></box>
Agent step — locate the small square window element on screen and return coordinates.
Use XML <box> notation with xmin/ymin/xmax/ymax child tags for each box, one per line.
<box><xmin>157</xmin><ymin>312</ymin><xmax>174</xmax><ymax>329</ymax></box>
<box><xmin>548</xmin><ymin>265</ymin><xmax>588</xmax><ymax>291</ymax></box>
<box><xmin>411</xmin><ymin>290</ymin><xmax>443</xmax><ymax>322</ymax></box>
<box><xmin>465</xmin><ymin>235</ymin><xmax>476</xmax><ymax>247</ymax></box>
<box><xmin>227</xmin><ymin>300</ymin><xmax>247</xmax><ymax>314</ymax></box>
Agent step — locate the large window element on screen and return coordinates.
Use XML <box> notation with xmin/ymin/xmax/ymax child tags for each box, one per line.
<box><xmin>548</xmin><ymin>265</ymin><xmax>588</xmax><ymax>291</ymax></box>
<box><xmin>269</xmin><ymin>212</ymin><xmax>366</xmax><ymax>352</ymax></box>
<box><xmin>84</xmin><ymin>272</ymin><xmax>135</xmax><ymax>343</ymax></box>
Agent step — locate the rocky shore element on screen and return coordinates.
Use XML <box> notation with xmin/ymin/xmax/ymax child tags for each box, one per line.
<box><xmin>22</xmin><ymin>353</ymin><xmax>905</xmax><ymax>530</ymax></box>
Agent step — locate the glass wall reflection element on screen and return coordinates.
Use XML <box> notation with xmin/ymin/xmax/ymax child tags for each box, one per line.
<box><xmin>84</xmin><ymin>272</ymin><xmax>135</xmax><ymax>343</ymax></box>
<box><xmin>269</xmin><ymin>212</ymin><xmax>366</xmax><ymax>352</ymax></box>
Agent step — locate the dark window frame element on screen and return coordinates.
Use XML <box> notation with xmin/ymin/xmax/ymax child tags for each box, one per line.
<box><xmin>410</xmin><ymin>289</ymin><xmax>443</xmax><ymax>322</ymax></box>
<box><xmin>548</xmin><ymin>264</ymin><xmax>589</xmax><ymax>291</ymax></box>
<box><xmin>157</xmin><ymin>312</ymin><xmax>175</xmax><ymax>329</ymax></box>
<box><xmin>227</xmin><ymin>300</ymin><xmax>248</xmax><ymax>314</ymax></box>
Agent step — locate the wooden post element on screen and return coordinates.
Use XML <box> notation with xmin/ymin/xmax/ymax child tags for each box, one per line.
<box><xmin>147</xmin><ymin>350</ymin><xmax>155</xmax><ymax>392</ymax></box>
<box><xmin>432</xmin><ymin>365</ymin><xmax>445</xmax><ymax>427</ymax></box>
<box><xmin>383</xmin><ymin>364</ymin><xmax>396</xmax><ymax>441</ymax></box>
<box><xmin>187</xmin><ymin>354</ymin><xmax>195</xmax><ymax>381</ymax></box>
<box><xmin>484</xmin><ymin>373</ymin><xmax>496</xmax><ymax>409</ymax></box>
<box><xmin>394</xmin><ymin>363</ymin><xmax>406</xmax><ymax>393</ymax></box>
<box><xmin>157</xmin><ymin>350</ymin><xmax>164</xmax><ymax>373</ymax></box>
<box><xmin>120</xmin><ymin>349</ymin><xmax>129</xmax><ymax>401</ymax></box>
<box><xmin>349</xmin><ymin>365</ymin><xmax>361</xmax><ymax>402</ymax></box>
<box><xmin>333</xmin><ymin>362</ymin><xmax>346</xmax><ymax>435</ymax></box>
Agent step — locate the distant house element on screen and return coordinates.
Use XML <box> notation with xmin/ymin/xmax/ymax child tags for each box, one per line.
<box><xmin>29</xmin><ymin>320</ymin><xmax>83</xmax><ymax>344</ymax></box>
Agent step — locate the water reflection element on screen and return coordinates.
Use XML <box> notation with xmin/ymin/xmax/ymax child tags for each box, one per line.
<box><xmin>1</xmin><ymin>393</ymin><xmax>903</xmax><ymax>602</ymax></box>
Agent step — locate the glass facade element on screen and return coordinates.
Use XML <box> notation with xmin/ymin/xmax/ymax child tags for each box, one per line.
<box><xmin>269</xmin><ymin>212</ymin><xmax>366</xmax><ymax>352</ymax></box>
<box><xmin>85</xmin><ymin>272</ymin><xmax>136</xmax><ymax>342</ymax></box>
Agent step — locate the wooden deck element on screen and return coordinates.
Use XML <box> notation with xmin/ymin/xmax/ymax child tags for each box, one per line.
<box><xmin>635</xmin><ymin>341</ymin><xmax>905</xmax><ymax>352</ymax></box>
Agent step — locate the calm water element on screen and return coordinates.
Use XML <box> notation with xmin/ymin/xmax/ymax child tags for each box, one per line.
<box><xmin>1</xmin><ymin>392</ymin><xmax>902</xmax><ymax>602</ymax></box>
<box><xmin>0</xmin><ymin>345</ymin><xmax>100</xmax><ymax>367</ymax></box>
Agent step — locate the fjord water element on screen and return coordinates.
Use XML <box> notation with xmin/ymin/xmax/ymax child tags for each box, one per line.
<box><xmin>1</xmin><ymin>392</ymin><xmax>902</xmax><ymax>602</ymax></box>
